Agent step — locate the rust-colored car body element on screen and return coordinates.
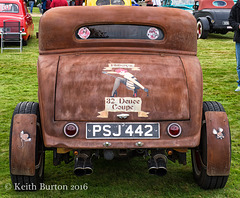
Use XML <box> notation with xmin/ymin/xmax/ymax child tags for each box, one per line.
<box><xmin>38</xmin><ymin>6</ymin><xmax>202</xmax><ymax>149</ymax></box>
<box><xmin>9</xmin><ymin>5</ymin><xmax>231</xmax><ymax>191</ymax></box>
<box><xmin>11</xmin><ymin>114</ymin><xmax>37</xmax><ymax>176</ymax></box>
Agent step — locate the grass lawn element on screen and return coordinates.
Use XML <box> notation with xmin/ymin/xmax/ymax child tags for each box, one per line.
<box><xmin>0</xmin><ymin>13</ymin><xmax>240</xmax><ymax>198</ymax></box>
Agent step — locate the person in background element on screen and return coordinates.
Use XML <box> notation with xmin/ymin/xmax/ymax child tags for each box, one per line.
<box><xmin>42</xmin><ymin>0</ymin><xmax>47</xmax><ymax>13</ymax></box>
<box><xmin>46</xmin><ymin>0</ymin><xmax>52</xmax><ymax>11</ymax></box>
<box><xmin>229</xmin><ymin>0</ymin><xmax>240</xmax><ymax>91</ymax></box>
<box><xmin>75</xmin><ymin>0</ymin><xmax>83</xmax><ymax>6</ymax></box>
<box><xmin>28</xmin><ymin>0</ymin><xmax>35</xmax><ymax>13</ymax></box>
<box><xmin>69</xmin><ymin>0</ymin><xmax>75</xmax><ymax>5</ymax></box>
<box><xmin>50</xmin><ymin>0</ymin><xmax>68</xmax><ymax>7</ymax></box>
<box><xmin>66</xmin><ymin>0</ymin><xmax>71</xmax><ymax>5</ymax></box>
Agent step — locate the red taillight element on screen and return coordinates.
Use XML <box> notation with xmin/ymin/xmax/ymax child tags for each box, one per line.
<box><xmin>64</xmin><ymin>123</ymin><xmax>78</xmax><ymax>138</ymax></box>
<box><xmin>167</xmin><ymin>123</ymin><xmax>182</xmax><ymax>138</ymax></box>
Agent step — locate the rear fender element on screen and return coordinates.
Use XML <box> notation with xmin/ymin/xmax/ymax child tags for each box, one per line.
<box><xmin>198</xmin><ymin>17</ymin><xmax>210</xmax><ymax>31</ymax></box>
<box><xmin>205</xmin><ymin>111</ymin><xmax>231</xmax><ymax>176</ymax></box>
<box><xmin>10</xmin><ymin>114</ymin><xmax>37</xmax><ymax>176</ymax></box>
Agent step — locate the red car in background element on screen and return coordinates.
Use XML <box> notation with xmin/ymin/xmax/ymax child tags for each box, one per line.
<box><xmin>0</xmin><ymin>0</ymin><xmax>34</xmax><ymax>45</ymax></box>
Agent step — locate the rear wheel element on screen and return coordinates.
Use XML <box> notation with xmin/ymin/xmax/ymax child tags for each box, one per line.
<box><xmin>9</xmin><ymin>102</ymin><xmax>45</xmax><ymax>191</ymax></box>
<box><xmin>197</xmin><ymin>20</ymin><xmax>209</xmax><ymax>39</ymax></box>
<box><xmin>191</xmin><ymin>101</ymin><xmax>229</xmax><ymax>189</ymax></box>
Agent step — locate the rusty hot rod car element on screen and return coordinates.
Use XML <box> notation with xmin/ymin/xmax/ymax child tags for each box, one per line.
<box><xmin>9</xmin><ymin>6</ymin><xmax>231</xmax><ymax>190</ymax></box>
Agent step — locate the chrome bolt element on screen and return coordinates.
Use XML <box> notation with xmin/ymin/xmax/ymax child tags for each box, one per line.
<box><xmin>136</xmin><ymin>141</ymin><xmax>144</xmax><ymax>147</ymax></box>
<box><xmin>103</xmin><ymin>142</ymin><xmax>111</xmax><ymax>147</ymax></box>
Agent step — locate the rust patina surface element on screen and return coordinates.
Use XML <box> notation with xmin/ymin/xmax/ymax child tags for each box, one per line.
<box><xmin>38</xmin><ymin>6</ymin><xmax>202</xmax><ymax>149</ymax></box>
<box><xmin>8</xmin><ymin>5</ymin><xmax>231</xmax><ymax>190</ymax></box>
<box><xmin>11</xmin><ymin>114</ymin><xmax>36</xmax><ymax>176</ymax></box>
<box><xmin>205</xmin><ymin>111</ymin><xmax>231</xmax><ymax>176</ymax></box>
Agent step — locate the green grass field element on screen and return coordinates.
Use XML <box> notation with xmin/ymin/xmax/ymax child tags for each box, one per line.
<box><xmin>0</xmin><ymin>14</ymin><xmax>240</xmax><ymax>198</ymax></box>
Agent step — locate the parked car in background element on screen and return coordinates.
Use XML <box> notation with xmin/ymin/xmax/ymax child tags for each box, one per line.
<box><xmin>85</xmin><ymin>0</ymin><xmax>132</xmax><ymax>6</ymax></box>
<box><xmin>0</xmin><ymin>0</ymin><xmax>34</xmax><ymax>45</ymax></box>
<box><xmin>162</xmin><ymin>0</ymin><xmax>195</xmax><ymax>13</ymax></box>
<box><xmin>193</xmin><ymin>0</ymin><xmax>234</xmax><ymax>39</ymax></box>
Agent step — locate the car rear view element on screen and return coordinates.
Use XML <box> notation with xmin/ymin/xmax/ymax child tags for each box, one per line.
<box><xmin>9</xmin><ymin>6</ymin><xmax>231</xmax><ymax>191</ymax></box>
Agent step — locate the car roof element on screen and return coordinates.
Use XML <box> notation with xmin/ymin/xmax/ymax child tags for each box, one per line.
<box><xmin>39</xmin><ymin>6</ymin><xmax>197</xmax><ymax>55</ymax></box>
<box><xmin>196</xmin><ymin>0</ymin><xmax>234</xmax><ymax>10</ymax></box>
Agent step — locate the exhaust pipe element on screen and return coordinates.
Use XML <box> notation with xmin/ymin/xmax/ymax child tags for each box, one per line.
<box><xmin>148</xmin><ymin>154</ymin><xmax>167</xmax><ymax>176</ymax></box>
<box><xmin>74</xmin><ymin>153</ymin><xmax>93</xmax><ymax>176</ymax></box>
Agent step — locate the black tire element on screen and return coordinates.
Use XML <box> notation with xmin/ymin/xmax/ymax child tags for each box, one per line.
<box><xmin>197</xmin><ymin>20</ymin><xmax>209</xmax><ymax>39</ymax></box>
<box><xmin>191</xmin><ymin>101</ymin><xmax>229</xmax><ymax>189</ymax></box>
<box><xmin>9</xmin><ymin>102</ymin><xmax>45</xmax><ymax>191</ymax></box>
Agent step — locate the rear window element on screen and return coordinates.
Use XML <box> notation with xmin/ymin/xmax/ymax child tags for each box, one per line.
<box><xmin>76</xmin><ymin>25</ymin><xmax>164</xmax><ymax>40</ymax></box>
<box><xmin>0</xmin><ymin>3</ymin><xmax>19</xmax><ymax>13</ymax></box>
<box><xmin>212</xmin><ymin>1</ymin><xmax>227</xmax><ymax>7</ymax></box>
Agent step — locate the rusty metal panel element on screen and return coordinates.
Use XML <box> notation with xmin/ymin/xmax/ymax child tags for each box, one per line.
<box><xmin>55</xmin><ymin>54</ymin><xmax>190</xmax><ymax>121</ymax></box>
<box><xmin>37</xmin><ymin>54</ymin><xmax>202</xmax><ymax>149</ymax></box>
<box><xmin>39</xmin><ymin>6</ymin><xmax>197</xmax><ymax>55</ymax></box>
<box><xmin>11</xmin><ymin>114</ymin><xmax>37</xmax><ymax>176</ymax></box>
<box><xmin>37</xmin><ymin>5</ymin><xmax>203</xmax><ymax>149</ymax></box>
<box><xmin>206</xmin><ymin>111</ymin><xmax>230</xmax><ymax>176</ymax></box>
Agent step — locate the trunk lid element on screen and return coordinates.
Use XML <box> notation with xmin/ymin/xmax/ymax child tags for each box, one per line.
<box><xmin>55</xmin><ymin>53</ymin><xmax>190</xmax><ymax>121</ymax></box>
<box><xmin>212</xmin><ymin>9</ymin><xmax>231</xmax><ymax>20</ymax></box>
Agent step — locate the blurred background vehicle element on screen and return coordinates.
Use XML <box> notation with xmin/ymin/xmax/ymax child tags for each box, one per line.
<box><xmin>0</xmin><ymin>0</ymin><xmax>34</xmax><ymax>45</ymax></box>
<box><xmin>193</xmin><ymin>0</ymin><xmax>234</xmax><ymax>39</ymax></box>
<box><xmin>162</xmin><ymin>0</ymin><xmax>195</xmax><ymax>13</ymax></box>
